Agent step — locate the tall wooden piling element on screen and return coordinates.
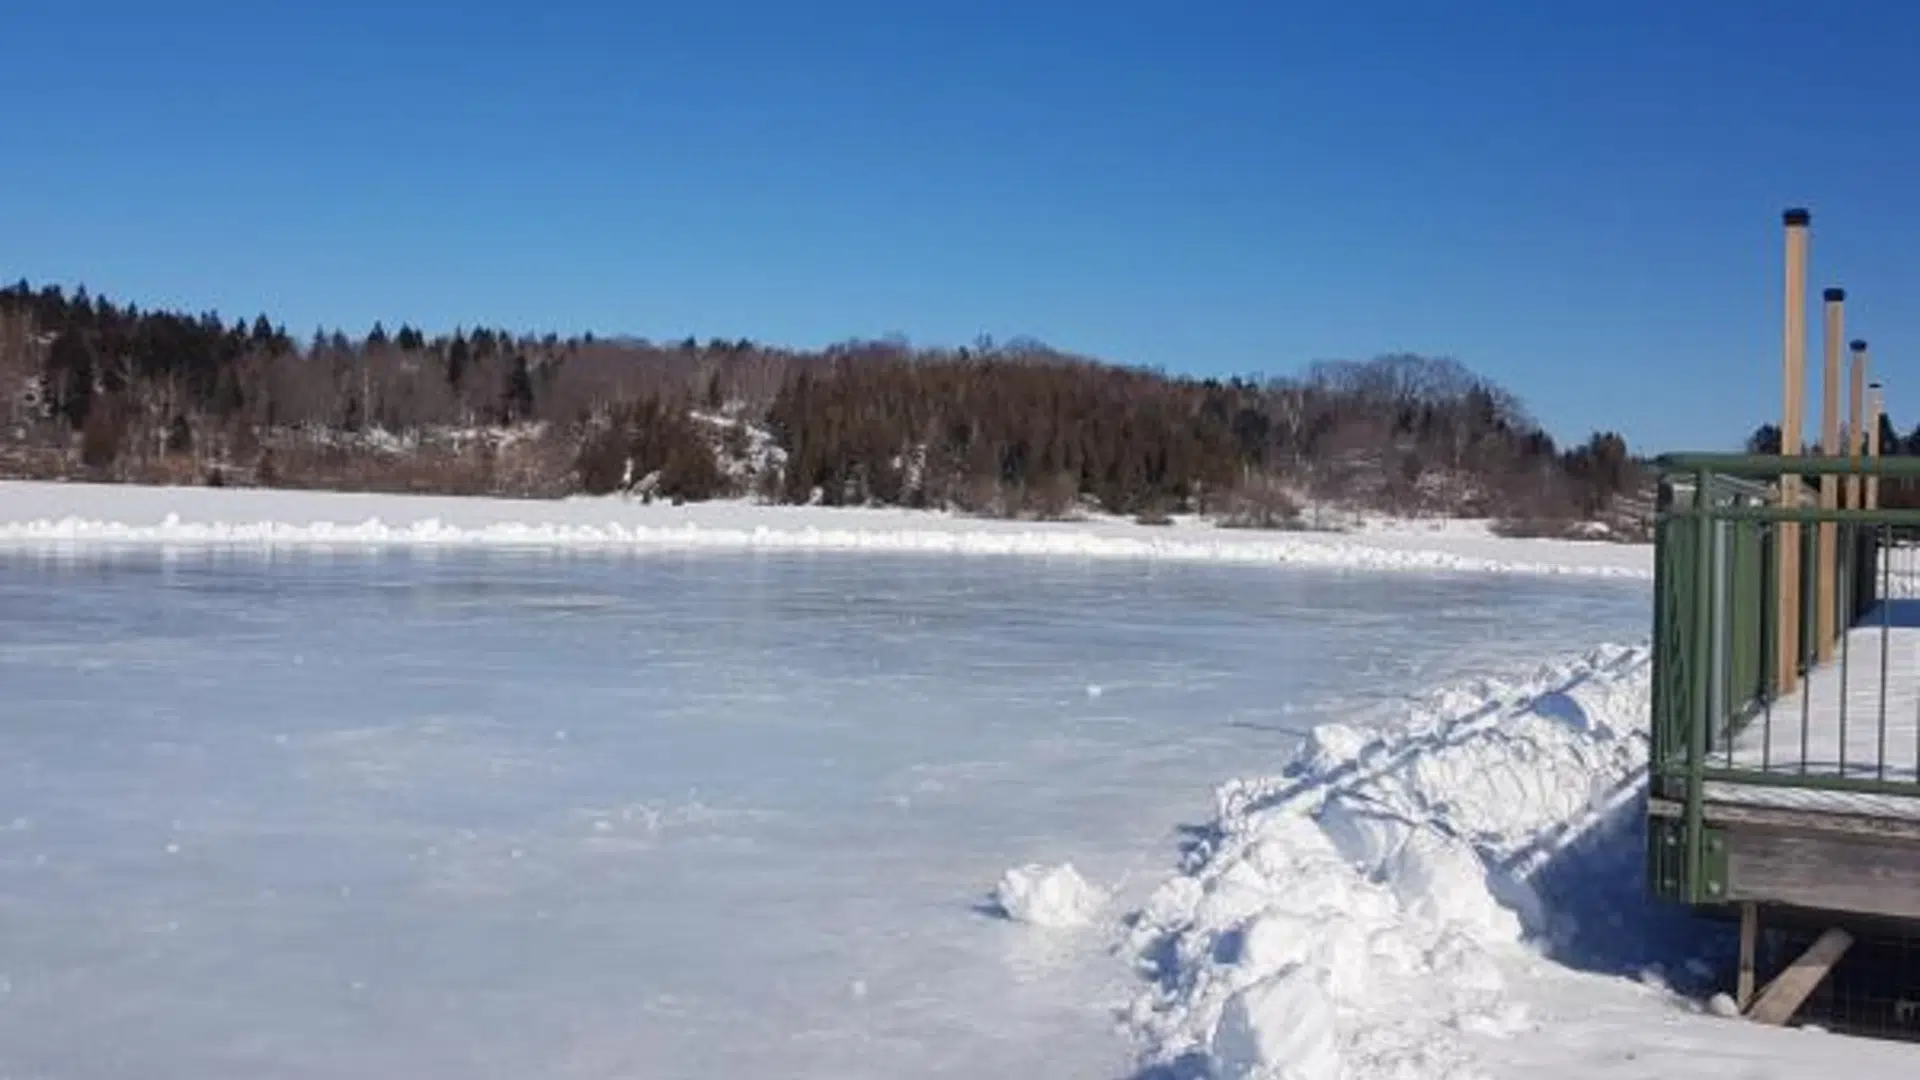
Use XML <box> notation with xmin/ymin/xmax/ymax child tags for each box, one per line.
<box><xmin>1817</xmin><ymin>287</ymin><xmax>1845</xmax><ymax>663</ymax></box>
<box><xmin>1778</xmin><ymin>209</ymin><xmax>1810</xmax><ymax>694</ymax></box>
<box><xmin>1868</xmin><ymin>382</ymin><xmax>1884</xmax><ymax>511</ymax></box>
<box><xmin>1848</xmin><ymin>340</ymin><xmax>1867</xmax><ymax>509</ymax></box>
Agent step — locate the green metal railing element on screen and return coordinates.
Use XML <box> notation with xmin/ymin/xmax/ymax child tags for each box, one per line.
<box><xmin>1651</xmin><ymin>453</ymin><xmax>1920</xmax><ymax>905</ymax></box>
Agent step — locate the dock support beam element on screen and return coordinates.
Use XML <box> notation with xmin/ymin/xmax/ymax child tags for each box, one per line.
<box><xmin>1737</xmin><ymin>903</ymin><xmax>1759</xmax><ymax>1010</ymax></box>
<box><xmin>1746</xmin><ymin>927</ymin><xmax>1854</xmax><ymax>1026</ymax></box>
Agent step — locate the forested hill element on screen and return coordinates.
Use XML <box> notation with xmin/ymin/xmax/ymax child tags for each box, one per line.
<box><xmin>0</xmin><ymin>280</ymin><xmax>1644</xmax><ymax>535</ymax></box>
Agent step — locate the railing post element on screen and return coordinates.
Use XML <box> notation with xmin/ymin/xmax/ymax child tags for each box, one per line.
<box><xmin>1712</xmin><ymin>514</ymin><xmax>1729</xmax><ymax>743</ymax></box>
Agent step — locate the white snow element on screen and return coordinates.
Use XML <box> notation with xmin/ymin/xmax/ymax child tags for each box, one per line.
<box><xmin>991</xmin><ymin>863</ymin><xmax>1109</xmax><ymax>928</ymax></box>
<box><xmin>1716</xmin><ymin>598</ymin><xmax>1920</xmax><ymax>819</ymax></box>
<box><xmin>0</xmin><ymin>481</ymin><xmax>1650</xmax><ymax>579</ymax></box>
<box><xmin>1121</xmin><ymin>641</ymin><xmax>1920</xmax><ymax>1080</ymax></box>
<box><xmin>1125</xmin><ymin>645</ymin><xmax>1653</xmax><ymax>1079</ymax></box>
<box><xmin>1211</xmin><ymin>967</ymin><xmax>1345</xmax><ymax>1080</ymax></box>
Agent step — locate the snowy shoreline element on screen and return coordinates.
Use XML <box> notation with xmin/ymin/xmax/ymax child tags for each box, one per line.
<box><xmin>0</xmin><ymin>481</ymin><xmax>1652</xmax><ymax>580</ymax></box>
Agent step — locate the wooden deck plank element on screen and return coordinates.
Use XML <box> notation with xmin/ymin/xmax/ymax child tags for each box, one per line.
<box><xmin>1651</xmin><ymin>795</ymin><xmax>1920</xmax><ymax>920</ymax></box>
<box><xmin>1650</xmin><ymin>795</ymin><xmax>1920</xmax><ymax>840</ymax></box>
<box><xmin>1726</xmin><ymin>826</ymin><xmax>1920</xmax><ymax>921</ymax></box>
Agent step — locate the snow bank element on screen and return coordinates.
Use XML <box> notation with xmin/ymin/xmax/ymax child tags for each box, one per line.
<box><xmin>1125</xmin><ymin>644</ymin><xmax>1652</xmax><ymax>1080</ymax></box>
<box><xmin>0</xmin><ymin>482</ymin><xmax>1651</xmax><ymax>580</ymax></box>
<box><xmin>991</xmin><ymin>863</ymin><xmax>1110</xmax><ymax>928</ymax></box>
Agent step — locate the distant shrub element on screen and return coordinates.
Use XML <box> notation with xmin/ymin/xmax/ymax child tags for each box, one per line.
<box><xmin>575</xmin><ymin>427</ymin><xmax>628</xmax><ymax>496</ymax></box>
<box><xmin>167</xmin><ymin>414</ymin><xmax>193</xmax><ymax>455</ymax></box>
<box><xmin>1217</xmin><ymin>473</ymin><xmax>1302</xmax><ymax>530</ymax></box>
<box><xmin>79</xmin><ymin>400</ymin><xmax>127</xmax><ymax>470</ymax></box>
<box><xmin>573</xmin><ymin>399</ymin><xmax>728</xmax><ymax>502</ymax></box>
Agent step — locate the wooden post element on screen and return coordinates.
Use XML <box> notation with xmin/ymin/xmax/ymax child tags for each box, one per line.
<box><xmin>1818</xmin><ymin>287</ymin><xmax>1844</xmax><ymax>663</ymax></box>
<box><xmin>1868</xmin><ymin>382</ymin><xmax>1884</xmax><ymax>510</ymax></box>
<box><xmin>1848</xmin><ymin>340</ymin><xmax>1868</xmax><ymax>509</ymax></box>
<box><xmin>1746</xmin><ymin>927</ymin><xmax>1854</xmax><ymax>1025</ymax></box>
<box><xmin>1779</xmin><ymin>209</ymin><xmax>1810</xmax><ymax>694</ymax></box>
<box><xmin>1737</xmin><ymin>903</ymin><xmax>1759</xmax><ymax>1010</ymax></box>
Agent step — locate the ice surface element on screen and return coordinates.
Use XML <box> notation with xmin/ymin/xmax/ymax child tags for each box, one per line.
<box><xmin>0</xmin><ymin>546</ymin><xmax>1646</xmax><ymax>1079</ymax></box>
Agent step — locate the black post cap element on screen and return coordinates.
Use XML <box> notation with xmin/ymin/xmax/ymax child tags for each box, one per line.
<box><xmin>1824</xmin><ymin>287</ymin><xmax>1847</xmax><ymax>303</ymax></box>
<box><xmin>1851</xmin><ymin>339</ymin><xmax>1868</xmax><ymax>352</ymax></box>
<box><xmin>1784</xmin><ymin>208</ymin><xmax>1812</xmax><ymax>226</ymax></box>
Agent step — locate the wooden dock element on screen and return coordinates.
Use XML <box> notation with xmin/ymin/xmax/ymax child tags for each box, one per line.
<box><xmin>1647</xmin><ymin>206</ymin><xmax>1920</xmax><ymax>1032</ymax></box>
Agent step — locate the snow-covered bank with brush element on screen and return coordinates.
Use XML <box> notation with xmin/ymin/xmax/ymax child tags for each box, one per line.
<box><xmin>1114</xmin><ymin>646</ymin><xmax>1918</xmax><ymax>1080</ymax></box>
<box><xmin>0</xmin><ymin>480</ymin><xmax>1650</xmax><ymax>579</ymax></box>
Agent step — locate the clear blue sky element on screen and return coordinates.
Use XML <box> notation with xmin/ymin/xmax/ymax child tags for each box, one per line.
<box><xmin>7</xmin><ymin>0</ymin><xmax>1920</xmax><ymax>453</ymax></box>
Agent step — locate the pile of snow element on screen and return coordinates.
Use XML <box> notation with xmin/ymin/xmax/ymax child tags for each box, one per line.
<box><xmin>0</xmin><ymin>482</ymin><xmax>1652</xmax><ymax>580</ymax></box>
<box><xmin>992</xmin><ymin>863</ymin><xmax>1109</xmax><ymax>928</ymax></box>
<box><xmin>1124</xmin><ymin>644</ymin><xmax>1652</xmax><ymax>1080</ymax></box>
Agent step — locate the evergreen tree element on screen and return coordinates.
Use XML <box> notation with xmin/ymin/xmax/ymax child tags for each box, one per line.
<box><xmin>447</xmin><ymin>333</ymin><xmax>471</xmax><ymax>390</ymax></box>
<box><xmin>167</xmin><ymin>414</ymin><xmax>193</xmax><ymax>455</ymax></box>
<box><xmin>46</xmin><ymin>329</ymin><xmax>95</xmax><ymax>429</ymax></box>
<box><xmin>502</xmin><ymin>355</ymin><xmax>535</xmax><ymax>423</ymax></box>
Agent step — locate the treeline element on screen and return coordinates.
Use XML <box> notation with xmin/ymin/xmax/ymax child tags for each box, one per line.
<box><xmin>0</xmin><ymin>280</ymin><xmax>1644</xmax><ymax>528</ymax></box>
<box><xmin>763</xmin><ymin>352</ymin><xmax>1639</xmax><ymax>523</ymax></box>
<box><xmin>1747</xmin><ymin>420</ymin><xmax>1920</xmax><ymax>508</ymax></box>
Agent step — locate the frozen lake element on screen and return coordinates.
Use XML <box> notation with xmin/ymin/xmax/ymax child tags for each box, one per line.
<box><xmin>0</xmin><ymin>549</ymin><xmax>1647</xmax><ymax>1079</ymax></box>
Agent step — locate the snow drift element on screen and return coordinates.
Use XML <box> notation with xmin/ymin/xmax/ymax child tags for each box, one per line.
<box><xmin>1123</xmin><ymin>644</ymin><xmax>1653</xmax><ymax>1080</ymax></box>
